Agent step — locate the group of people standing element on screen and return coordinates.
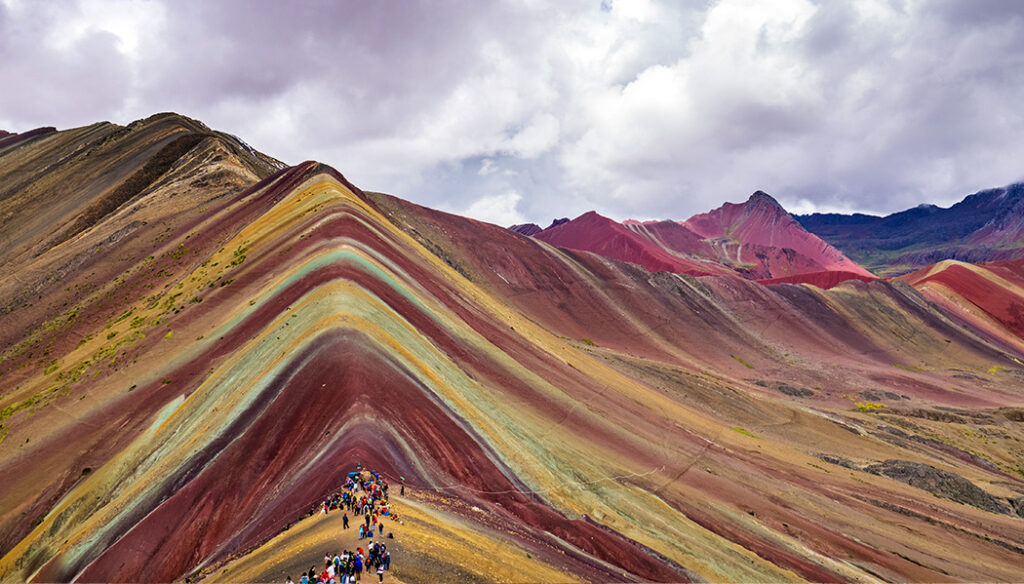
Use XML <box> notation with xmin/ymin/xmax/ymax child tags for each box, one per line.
<box><xmin>286</xmin><ymin>466</ymin><xmax>400</xmax><ymax>584</ymax></box>
<box><xmin>298</xmin><ymin>544</ymin><xmax>390</xmax><ymax>584</ymax></box>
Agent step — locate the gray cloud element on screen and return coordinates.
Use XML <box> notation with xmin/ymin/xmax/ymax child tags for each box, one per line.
<box><xmin>0</xmin><ymin>2</ymin><xmax>135</xmax><ymax>128</ymax></box>
<box><xmin>2</xmin><ymin>0</ymin><xmax>1024</xmax><ymax>225</ymax></box>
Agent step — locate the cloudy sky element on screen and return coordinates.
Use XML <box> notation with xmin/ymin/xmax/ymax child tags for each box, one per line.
<box><xmin>2</xmin><ymin>0</ymin><xmax>1024</xmax><ymax>225</ymax></box>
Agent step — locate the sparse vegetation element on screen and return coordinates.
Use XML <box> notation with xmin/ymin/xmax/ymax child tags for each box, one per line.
<box><xmin>732</xmin><ymin>426</ymin><xmax>760</xmax><ymax>439</ymax></box>
<box><xmin>893</xmin><ymin>363</ymin><xmax>925</xmax><ymax>373</ymax></box>
<box><xmin>230</xmin><ymin>244</ymin><xmax>249</xmax><ymax>266</ymax></box>
<box><xmin>730</xmin><ymin>355</ymin><xmax>754</xmax><ymax>369</ymax></box>
<box><xmin>855</xmin><ymin>401</ymin><xmax>887</xmax><ymax>411</ymax></box>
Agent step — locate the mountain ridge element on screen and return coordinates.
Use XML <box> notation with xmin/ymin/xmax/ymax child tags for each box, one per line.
<box><xmin>2</xmin><ymin>115</ymin><xmax>1024</xmax><ymax>583</ymax></box>
<box><xmin>797</xmin><ymin>182</ymin><xmax>1024</xmax><ymax>275</ymax></box>
<box><xmin>521</xmin><ymin>191</ymin><xmax>874</xmax><ymax>285</ymax></box>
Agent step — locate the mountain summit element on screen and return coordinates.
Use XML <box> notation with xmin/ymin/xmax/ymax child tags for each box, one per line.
<box><xmin>685</xmin><ymin>190</ymin><xmax>874</xmax><ymax>278</ymax></box>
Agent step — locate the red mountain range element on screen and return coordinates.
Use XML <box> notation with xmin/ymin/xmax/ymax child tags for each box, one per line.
<box><xmin>524</xmin><ymin>191</ymin><xmax>875</xmax><ymax>287</ymax></box>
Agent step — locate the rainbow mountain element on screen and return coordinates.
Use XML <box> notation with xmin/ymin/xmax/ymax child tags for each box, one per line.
<box><xmin>1</xmin><ymin>114</ymin><xmax>1024</xmax><ymax>583</ymax></box>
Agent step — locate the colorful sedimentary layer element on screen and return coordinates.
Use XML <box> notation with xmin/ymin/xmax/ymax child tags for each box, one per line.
<box><xmin>758</xmin><ymin>270</ymin><xmax>878</xmax><ymax>288</ymax></box>
<box><xmin>2</xmin><ymin>115</ymin><xmax>1024</xmax><ymax>583</ymax></box>
<box><xmin>898</xmin><ymin>258</ymin><xmax>1024</xmax><ymax>354</ymax></box>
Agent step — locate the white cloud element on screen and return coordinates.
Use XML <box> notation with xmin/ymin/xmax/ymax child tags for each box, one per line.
<box><xmin>3</xmin><ymin>0</ymin><xmax>1024</xmax><ymax>223</ymax></box>
<box><xmin>503</xmin><ymin>113</ymin><xmax>560</xmax><ymax>158</ymax></box>
<box><xmin>478</xmin><ymin>158</ymin><xmax>498</xmax><ymax>176</ymax></box>
<box><xmin>44</xmin><ymin>0</ymin><xmax>165</xmax><ymax>55</ymax></box>
<box><xmin>458</xmin><ymin>190</ymin><xmax>526</xmax><ymax>226</ymax></box>
<box><xmin>610</xmin><ymin>0</ymin><xmax>660</xmax><ymax>23</ymax></box>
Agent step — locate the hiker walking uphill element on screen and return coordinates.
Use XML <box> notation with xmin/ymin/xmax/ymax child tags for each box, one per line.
<box><xmin>292</xmin><ymin>466</ymin><xmax>397</xmax><ymax>583</ymax></box>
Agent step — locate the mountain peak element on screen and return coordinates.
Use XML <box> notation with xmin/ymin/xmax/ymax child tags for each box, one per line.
<box><xmin>508</xmin><ymin>223</ymin><xmax>543</xmax><ymax>236</ymax></box>
<box><xmin>748</xmin><ymin>190</ymin><xmax>783</xmax><ymax>208</ymax></box>
<box><xmin>684</xmin><ymin>191</ymin><xmax>874</xmax><ymax>278</ymax></box>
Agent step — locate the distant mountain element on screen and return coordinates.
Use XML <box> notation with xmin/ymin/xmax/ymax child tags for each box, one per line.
<box><xmin>534</xmin><ymin>210</ymin><xmax>732</xmax><ymax>276</ymax></box>
<box><xmin>685</xmin><ymin>191</ymin><xmax>874</xmax><ymax>278</ymax></box>
<box><xmin>797</xmin><ymin>183</ymin><xmax>1024</xmax><ymax>275</ymax></box>
<box><xmin>507</xmin><ymin>222</ymin><xmax>543</xmax><ymax>236</ymax></box>
<box><xmin>522</xmin><ymin>191</ymin><xmax>873</xmax><ymax>285</ymax></box>
<box><xmin>510</xmin><ymin>217</ymin><xmax>571</xmax><ymax>237</ymax></box>
<box><xmin>0</xmin><ymin>126</ymin><xmax>57</xmax><ymax>151</ymax></box>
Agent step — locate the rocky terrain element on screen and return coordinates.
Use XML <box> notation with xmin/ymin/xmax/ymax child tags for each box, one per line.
<box><xmin>1</xmin><ymin>114</ymin><xmax>1023</xmax><ymax>583</ymax></box>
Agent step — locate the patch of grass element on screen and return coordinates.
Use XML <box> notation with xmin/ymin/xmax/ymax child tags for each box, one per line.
<box><xmin>732</xmin><ymin>426</ymin><xmax>760</xmax><ymax>439</ymax></box>
<box><xmin>164</xmin><ymin>331</ymin><xmax>173</xmax><ymax>339</ymax></box>
<box><xmin>112</xmin><ymin>310</ymin><xmax>133</xmax><ymax>324</ymax></box>
<box><xmin>988</xmin><ymin>365</ymin><xmax>1005</xmax><ymax>375</ymax></box>
<box><xmin>1</xmin><ymin>393</ymin><xmax>45</xmax><ymax>422</ymax></box>
<box><xmin>230</xmin><ymin>244</ymin><xmax>249</xmax><ymax>266</ymax></box>
<box><xmin>893</xmin><ymin>363</ymin><xmax>924</xmax><ymax>373</ymax></box>
<box><xmin>855</xmin><ymin>401</ymin><xmax>887</xmax><ymax>411</ymax></box>
<box><xmin>730</xmin><ymin>355</ymin><xmax>754</xmax><ymax>369</ymax></box>
<box><xmin>161</xmin><ymin>292</ymin><xmax>183</xmax><ymax>310</ymax></box>
<box><xmin>581</xmin><ymin>337</ymin><xmax>595</xmax><ymax>346</ymax></box>
<box><xmin>168</xmin><ymin>243</ymin><xmax>190</xmax><ymax>260</ymax></box>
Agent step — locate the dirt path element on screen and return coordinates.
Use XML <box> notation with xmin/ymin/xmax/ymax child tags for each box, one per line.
<box><xmin>197</xmin><ymin>484</ymin><xmax>578</xmax><ymax>584</ymax></box>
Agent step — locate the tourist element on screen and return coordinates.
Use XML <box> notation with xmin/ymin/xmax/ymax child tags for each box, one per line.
<box><xmin>290</xmin><ymin>467</ymin><xmax>394</xmax><ymax>583</ymax></box>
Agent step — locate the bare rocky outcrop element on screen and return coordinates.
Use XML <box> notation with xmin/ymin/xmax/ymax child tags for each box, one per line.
<box><xmin>864</xmin><ymin>460</ymin><xmax>1011</xmax><ymax>515</ymax></box>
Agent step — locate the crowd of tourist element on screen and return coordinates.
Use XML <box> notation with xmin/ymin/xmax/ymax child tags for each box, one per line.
<box><xmin>285</xmin><ymin>466</ymin><xmax>399</xmax><ymax>584</ymax></box>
